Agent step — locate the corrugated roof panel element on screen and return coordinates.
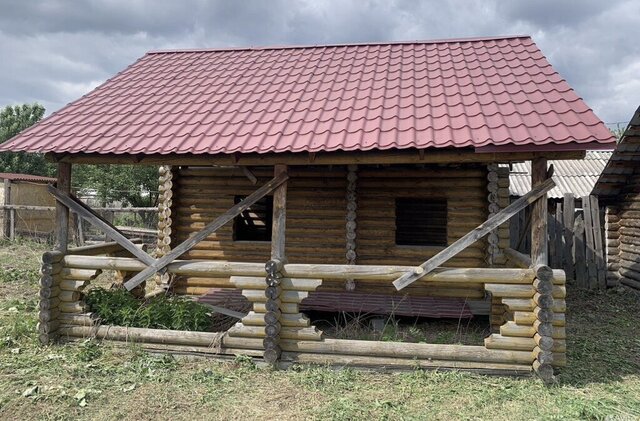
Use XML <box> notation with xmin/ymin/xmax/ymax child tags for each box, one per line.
<box><xmin>508</xmin><ymin>150</ymin><xmax>613</xmax><ymax>198</ymax></box>
<box><xmin>0</xmin><ymin>36</ymin><xmax>615</xmax><ymax>156</ymax></box>
<box><xmin>0</xmin><ymin>173</ymin><xmax>56</xmax><ymax>183</ymax></box>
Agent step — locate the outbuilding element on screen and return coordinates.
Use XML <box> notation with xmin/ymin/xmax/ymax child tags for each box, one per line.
<box><xmin>593</xmin><ymin>106</ymin><xmax>640</xmax><ymax>290</ymax></box>
<box><xmin>0</xmin><ymin>36</ymin><xmax>616</xmax><ymax>378</ymax></box>
<box><xmin>0</xmin><ymin>172</ymin><xmax>56</xmax><ymax>239</ymax></box>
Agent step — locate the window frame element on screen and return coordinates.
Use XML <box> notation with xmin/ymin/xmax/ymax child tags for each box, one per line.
<box><xmin>232</xmin><ymin>195</ymin><xmax>274</xmax><ymax>242</ymax></box>
<box><xmin>394</xmin><ymin>197</ymin><xmax>448</xmax><ymax>247</ymax></box>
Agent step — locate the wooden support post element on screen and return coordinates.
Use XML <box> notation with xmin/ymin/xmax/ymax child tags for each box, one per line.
<box><xmin>562</xmin><ymin>194</ymin><xmax>575</xmax><ymax>280</ymax></box>
<box><xmin>54</xmin><ymin>163</ymin><xmax>72</xmax><ymax>252</ymax></box>
<box><xmin>263</xmin><ymin>165</ymin><xmax>288</xmax><ymax>366</ymax></box>
<box><xmin>3</xmin><ymin>179</ymin><xmax>11</xmax><ymax>239</ymax></box>
<box><xmin>530</xmin><ymin>157</ymin><xmax>548</xmax><ymax>267</ymax></box>
<box><xmin>345</xmin><ymin>164</ymin><xmax>358</xmax><ymax>290</ymax></box>
<box><xmin>9</xmin><ymin>208</ymin><xmax>15</xmax><ymax>240</ymax></box>
<box><xmin>271</xmin><ymin>165</ymin><xmax>288</xmax><ymax>261</ymax></box>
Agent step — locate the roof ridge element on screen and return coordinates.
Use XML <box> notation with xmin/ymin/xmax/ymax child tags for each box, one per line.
<box><xmin>147</xmin><ymin>35</ymin><xmax>531</xmax><ymax>55</ymax></box>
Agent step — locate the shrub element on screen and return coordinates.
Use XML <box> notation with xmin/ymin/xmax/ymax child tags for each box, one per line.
<box><xmin>85</xmin><ymin>288</ymin><xmax>212</xmax><ymax>331</ymax></box>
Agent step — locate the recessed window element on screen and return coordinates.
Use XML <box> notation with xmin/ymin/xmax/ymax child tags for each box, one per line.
<box><xmin>395</xmin><ymin>198</ymin><xmax>447</xmax><ymax>246</ymax></box>
<box><xmin>233</xmin><ymin>195</ymin><xmax>273</xmax><ymax>241</ymax></box>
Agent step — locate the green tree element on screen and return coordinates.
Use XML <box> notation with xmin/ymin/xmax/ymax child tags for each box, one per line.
<box><xmin>0</xmin><ymin>103</ymin><xmax>54</xmax><ymax>176</ymax></box>
<box><xmin>73</xmin><ymin>164</ymin><xmax>158</xmax><ymax>208</ymax></box>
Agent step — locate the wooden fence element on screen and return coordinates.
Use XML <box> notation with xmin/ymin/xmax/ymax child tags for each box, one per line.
<box><xmin>1</xmin><ymin>205</ymin><xmax>157</xmax><ymax>245</ymax></box>
<box><xmin>510</xmin><ymin>194</ymin><xmax>606</xmax><ymax>289</ymax></box>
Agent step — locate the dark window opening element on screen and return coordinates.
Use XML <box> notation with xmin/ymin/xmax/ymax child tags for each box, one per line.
<box><xmin>395</xmin><ymin>198</ymin><xmax>447</xmax><ymax>246</ymax></box>
<box><xmin>233</xmin><ymin>195</ymin><xmax>273</xmax><ymax>241</ymax></box>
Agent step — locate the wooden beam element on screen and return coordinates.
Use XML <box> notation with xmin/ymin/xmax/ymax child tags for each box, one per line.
<box><xmin>240</xmin><ymin>166</ymin><xmax>258</xmax><ymax>185</ymax></box>
<box><xmin>271</xmin><ymin>165</ymin><xmax>288</xmax><ymax>261</ymax></box>
<box><xmin>530</xmin><ymin>158</ymin><xmax>548</xmax><ymax>266</ymax></box>
<box><xmin>123</xmin><ymin>172</ymin><xmax>289</xmax><ymax>291</ymax></box>
<box><xmin>393</xmin><ymin>177</ymin><xmax>556</xmax><ymax>290</ymax></box>
<box><xmin>54</xmin><ymin>163</ymin><xmax>72</xmax><ymax>252</ymax></box>
<box><xmin>2</xmin><ymin>179</ymin><xmax>10</xmax><ymax>238</ymax></box>
<box><xmin>46</xmin><ymin>149</ymin><xmax>587</xmax><ymax>166</ymax></box>
<box><xmin>47</xmin><ymin>185</ymin><xmax>155</xmax><ymax>266</ymax></box>
<box><xmin>504</xmin><ymin>247</ymin><xmax>532</xmax><ymax>269</ymax></box>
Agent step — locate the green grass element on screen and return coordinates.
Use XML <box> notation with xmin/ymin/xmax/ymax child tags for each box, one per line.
<box><xmin>1</xmin><ymin>238</ymin><xmax>639</xmax><ymax>420</ymax></box>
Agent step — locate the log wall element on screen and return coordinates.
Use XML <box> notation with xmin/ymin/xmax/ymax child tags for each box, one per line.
<box><xmin>605</xmin><ymin>206</ymin><xmax>620</xmax><ymax>287</ymax></box>
<box><xmin>169</xmin><ymin>165</ymin><xmax>492</xmax><ymax>299</ymax></box>
<box><xmin>615</xmin><ymin>176</ymin><xmax>640</xmax><ymax>290</ymax></box>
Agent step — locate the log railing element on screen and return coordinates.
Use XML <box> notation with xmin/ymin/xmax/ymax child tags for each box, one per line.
<box><xmin>42</xmin><ymin>252</ymin><xmax>567</xmax><ymax>376</ymax></box>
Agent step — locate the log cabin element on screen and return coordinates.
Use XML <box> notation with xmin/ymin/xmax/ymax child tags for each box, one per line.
<box><xmin>593</xmin><ymin>106</ymin><xmax>640</xmax><ymax>291</ymax></box>
<box><xmin>0</xmin><ymin>36</ymin><xmax>617</xmax><ymax>379</ymax></box>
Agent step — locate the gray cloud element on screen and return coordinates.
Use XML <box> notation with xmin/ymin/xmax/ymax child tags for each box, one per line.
<box><xmin>0</xmin><ymin>0</ymin><xmax>637</xmax><ymax>124</ymax></box>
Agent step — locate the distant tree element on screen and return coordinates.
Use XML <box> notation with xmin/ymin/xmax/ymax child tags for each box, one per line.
<box><xmin>0</xmin><ymin>103</ymin><xmax>54</xmax><ymax>176</ymax></box>
<box><xmin>611</xmin><ymin>126</ymin><xmax>626</xmax><ymax>141</ymax></box>
<box><xmin>73</xmin><ymin>164</ymin><xmax>159</xmax><ymax>208</ymax></box>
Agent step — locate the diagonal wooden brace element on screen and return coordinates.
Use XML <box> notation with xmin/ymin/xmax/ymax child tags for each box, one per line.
<box><xmin>393</xmin><ymin>177</ymin><xmax>556</xmax><ymax>291</ymax></box>
<box><xmin>123</xmin><ymin>172</ymin><xmax>289</xmax><ymax>291</ymax></box>
<box><xmin>47</xmin><ymin>185</ymin><xmax>156</xmax><ymax>266</ymax></box>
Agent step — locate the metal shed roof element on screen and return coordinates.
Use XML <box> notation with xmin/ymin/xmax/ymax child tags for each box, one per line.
<box><xmin>0</xmin><ymin>173</ymin><xmax>56</xmax><ymax>183</ymax></box>
<box><xmin>0</xmin><ymin>36</ymin><xmax>614</xmax><ymax>157</ymax></box>
<box><xmin>509</xmin><ymin>150</ymin><xmax>612</xmax><ymax>199</ymax></box>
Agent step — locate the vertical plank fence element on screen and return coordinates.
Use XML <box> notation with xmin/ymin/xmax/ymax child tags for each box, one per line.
<box><xmin>510</xmin><ymin>194</ymin><xmax>607</xmax><ymax>289</ymax></box>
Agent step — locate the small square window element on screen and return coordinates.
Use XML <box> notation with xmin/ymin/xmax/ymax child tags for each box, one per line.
<box><xmin>233</xmin><ymin>195</ymin><xmax>273</xmax><ymax>241</ymax></box>
<box><xmin>395</xmin><ymin>198</ymin><xmax>447</xmax><ymax>246</ymax></box>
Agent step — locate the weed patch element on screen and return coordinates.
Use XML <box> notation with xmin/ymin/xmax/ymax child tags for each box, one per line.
<box><xmin>85</xmin><ymin>287</ymin><xmax>212</xmax><ymax>331</ymax></box>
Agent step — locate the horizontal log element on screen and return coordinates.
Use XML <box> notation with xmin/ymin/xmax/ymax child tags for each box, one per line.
<box><xmin>227</xmin><ymin>324</ymin><xmax>322</xmax><ymax>340</ymax></box>
<box><xmin>37</xmin><ymin>320</ymin><xmax>60</xmax><ymax>335</ymax></box>
<box><xmin>513</xmin><ymin>311</ymin><xmax>565</xmax><ymax>326</ymax></box>
<box><xmin>52</xmin><ymin>149</ymin><xmax>586</xmax><ymax>166</ymax></box>
<box><xmin>619</xmin><ymin>267</ymin><xmax>640</xmax><ymax>282</ymax></box>
<box><xmin>38</xmin><ymin>308</ymin><xmax>60</xmax><ymax>323</ymax></box>
<box><xmin>59</xmin><ymin>290</ymin><xmax>81</xmax><ymax>302</ymax></box>
<box><xmin>504</xmin><ymin>248</ymin><xmax>531</xmax><ymax>269</ymax></box>
<box><xmin>498</xmin><ymin>321</ymin><xmax>564</xmax><ymax>338</ymax></box>
<box><xmin>242</xmin><ymin>290</ymin><xmax>309</xmax><ymax>304</ymax></box>
<box><xmin>280</xmin><ymin>352</ymin><xmax>533</xmax><ymax>374</ymax></box>
<box><xmin>59</xmin><ymin>279</ymin><xmax>90</xmax><ymax>291</ymax></box>
<box><xmin>39</xmin><ymin>287</ymin><xmax>60</xmax><ymax>300</ymax></box>
<box><xmin>619</xmin><ymin>258</ymin><xmax>640</xmax><ymax>272</ymax></box>
<box><xmin>59</xmin><ymin>268</ymin><xmax>100</xmax><ymax>280</ymax></box>
<box><xmin>58</xmin><ymin>313</ymin><xmax>96</xmax><ymax>326</ymax></box>
<box><xmin>42</xmin><ymin>251</ymin><xmax>65</xmax><ymax>264</ymax></box>
<box><xmin>67</xmin><ymin>241</ymin><xmax>137</xmax><ymax>256</ymax></box>
<box><xmin>59</xmin><ymin>325</ymin><xmax>226</xmax><ymax>347</ymax></box>
<box><xmin>253</xmin><ymin>302</ymin><xmax>299</xmax><ymax>314</ymax></box>
<box><xmin>279</xmin><ymin>338</ymin><xmax>535</xmax><ymax>364</ymax></box>
<box><xmin>501</xmin><ymin>298</ymin><xmax>565</xmax><ymax>312</ymax></box>
<box><xmin>484</xmin><ymin>334</ymin><xmax>536</xmax><ymax>351</ymax></box>
<box><xmin>241</xmin><ymin>312</ymin><xmax>310</xmax><ymax>328</ymax></box>
<box><xmin>39</xmin><ymin>297</ymin><xmax>60</xmax><ymax>311</ymax></box>
<box><xmin>69</xmin><ymin>338</ymin><xmax>265</xmax><ymax>358</ymax></box>
<box><xmin>63</xmin><ymin>255</ymin><xmax>564</xmax><ymax>283</ymax></box>
<box><xmin>500</xmin><ymin>321</ymin><xmax>535</xmax><ymax>337</ymax></box>
<box><xmin>59</xmin><ymin>301</ymin><xmax>89</xmax><ymax>314</ymax></box>
<box><xmin>485</xmin><ymin>284</ymin><xmax>534</xmax><ymax>298</ymax></box>
<box><xmin>620</xmin><ymin>276</ymin><xmax>640</xmax><ymax>290</ymax></box>
<box><xmin>229</xmin><ymin>276</ymin><xmax>322</xmax><ymax>292</ymax></box>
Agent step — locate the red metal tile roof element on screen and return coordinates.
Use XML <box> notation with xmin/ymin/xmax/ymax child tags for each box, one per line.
<box><xmin>0</xmin><ymin>36</ymin><xmax>615</xmax><ymax>156</ymax></box>
<box><xmin>0</xmin><ymin>172</ymin><xmax>56</xmax><ymax>183</ymax></box>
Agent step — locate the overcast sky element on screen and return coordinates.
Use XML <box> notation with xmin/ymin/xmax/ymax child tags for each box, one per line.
<box><xmin>0</xmin><ymin>0</ymin><xmax>637</xmax><ymax>128</ymax></box>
